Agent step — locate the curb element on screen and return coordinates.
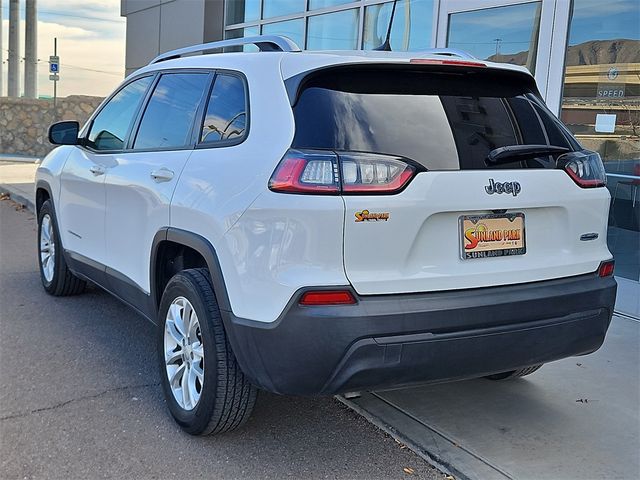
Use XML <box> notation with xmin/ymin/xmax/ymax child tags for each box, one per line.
<box><xmin>0</xmin><ymin>156</ymin><xmax>41</xmax><ymax>164</ymax></box>
<box><xmin>336</xmin><ymin>395</ymin><xmax>476</xmax><ymax>480</ymax></box>
<box><xmin>0</xmin><ymin>184</ymin><xmax>35</xmax><ymax>213</ymax></box>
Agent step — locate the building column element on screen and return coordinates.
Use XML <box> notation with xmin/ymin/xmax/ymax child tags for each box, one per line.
<box><xmin>8</xmin><ymin>0</ymin><xmax>20</xmax><ymax>97</ymax></box>
<box><xmin>24</xmin><ymin>0</ymin><xmax>37</xmax><ymax>98</ymax></box>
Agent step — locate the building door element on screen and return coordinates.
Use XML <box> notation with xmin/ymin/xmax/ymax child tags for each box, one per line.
<box><xmin>435</xmin><ymin>0</ymin><xmax>569</xmax><ymax>110</ymax></box>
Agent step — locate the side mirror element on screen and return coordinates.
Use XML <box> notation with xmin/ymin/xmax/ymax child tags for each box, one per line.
<box><xmin>48</xmin><ymin>121</ymin><xmax>80</xmax><ymax>145</ymax></box>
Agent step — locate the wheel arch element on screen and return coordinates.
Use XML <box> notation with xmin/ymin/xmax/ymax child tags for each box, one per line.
<box><xmin>150</xmin><ymin>228</ymin><xmax>232</xmax><ymax>314</ymax></box>
<box><xmin>35</xmin><ymin>180</ymin><xmax>54</xmax><ymax>214</ymax></box>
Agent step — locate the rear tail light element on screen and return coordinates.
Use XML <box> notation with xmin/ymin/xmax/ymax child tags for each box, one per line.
<box><xmin>339</xmin><ymin>153</ymin><xmax>416</xmax><ymax>193</ymax></box>
<box><xmin>268</xmin><ymin>150</ymin><xmax>339</xmax><ymax>194</ymax></box>
<box><xmin>269</xmin><ymin>149</ymin><xmax>417</xmax><ymax>195</ymax></box>
<box><xmin>558</xmin><ymin>151</ymin><xmax>607</xmax><ymax>188</ymax></box>
<box><xmin>598</xmin><ymin>260</ymin><xmax>615</xmax><ymax>277</ymax></box>
<box><xmin>299</xmin><ymin>290</ymin><xmax>356</xmax><ymax>306</ymax></box>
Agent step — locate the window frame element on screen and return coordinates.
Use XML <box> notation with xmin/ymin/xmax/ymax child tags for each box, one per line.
<box><xmin>79</xmin><ymin>67</ymin><xmax>251</xmax><ymax>155</ymax></box>
<box><xmin>195</xmin><ymin>69</ymin><xmax>251</xmax><ymax>150</ymax></box>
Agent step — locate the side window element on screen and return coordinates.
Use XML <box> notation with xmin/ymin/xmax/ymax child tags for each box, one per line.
<box><xmin>87</xmin><ymin>76</ymin><xmax>152</xmax><ymax>151</ymax></box>
<box><xmin>134</xmin><ymin>73</ymin><xmax>210</xmax><ymax>150</ymax></box>
<box><xmin>200</xmin><ymin>74</ymin><xmax>248</xmax><ymax>144</ymax></box>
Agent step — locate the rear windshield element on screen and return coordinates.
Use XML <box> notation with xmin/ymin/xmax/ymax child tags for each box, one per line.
<box><xmin>289</xmin><ymin>66</ymin><xmax>579</xmax><ymax>170</ymax></box>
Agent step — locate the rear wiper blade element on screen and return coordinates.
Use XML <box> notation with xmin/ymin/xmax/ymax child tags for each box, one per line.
<box><xmin>486</xmin><ymin>145</ymin><xmax>570</xmax><ymax>166</ymax></box>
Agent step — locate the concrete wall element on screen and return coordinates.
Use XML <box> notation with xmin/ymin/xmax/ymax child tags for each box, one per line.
<box><xmin>121</xmin><ymin>0</ymin><xmax>224</xmax><ymax>75</ymax></box>
<box><xmin>0</xmin><ymin>96</ymin><xmax>103</xmax><ymax>157</ymax></box>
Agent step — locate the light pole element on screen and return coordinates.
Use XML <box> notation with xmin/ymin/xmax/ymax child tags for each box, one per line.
<box><xmin>25</xmin><ymin>0</ymin><xmax>38</xmax><ymax>98</ymax></box>
<box><xmin>8</xmin><ymin>0</ymin><xmax>20</xmax><ymax>97</ymax></box>
<box><xmin>493</xmin><ymin>38</ymin><xmax>502</xmax><ymax>57</ymax></box>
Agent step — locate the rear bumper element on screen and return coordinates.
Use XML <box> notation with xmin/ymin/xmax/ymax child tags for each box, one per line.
<box><xmin>221</xmin><ymin>273</ymin><xmax>616</xmax><ymax>395</ymax></box>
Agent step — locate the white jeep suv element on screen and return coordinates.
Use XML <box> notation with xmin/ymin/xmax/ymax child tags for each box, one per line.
<box><xmin>36</xmin><ymin>36</ymin><xmax>617</xmax><ymax>435</ymax></box>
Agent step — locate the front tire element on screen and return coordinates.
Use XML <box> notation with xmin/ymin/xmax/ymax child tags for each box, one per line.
<box><xmin>37</xmin><ymin>200</ymin><xmax>86</xmax><ymax>296</ymax></box>
<box><xmin>158</xmin><ymin>268</ymin><xmax>257</xmax><ymax>435</ymax></box>
<box><xmin>485</xmin><ymin>364</ymin><xmax>543</xmax><ymax>381</ymax></box>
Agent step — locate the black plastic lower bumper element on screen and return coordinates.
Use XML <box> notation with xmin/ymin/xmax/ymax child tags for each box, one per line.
<box><xmin>221</xmin><ymin>274</ymin><xmax>616</xmax><ymax>395</ymax></box>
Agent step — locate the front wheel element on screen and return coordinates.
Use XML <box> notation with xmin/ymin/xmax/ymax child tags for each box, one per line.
<box><xmin>37</xmin><ymin>200</ymin><xmax>86</xmax><ymax>296</ymax></box>
<box><xmin>485</xmin><ymin>364</ymin><xmax>543</xmax><ymax>381</ymax></box>
<box><xmin>157</xmin><ymin>268</ymin><xmax>257</xmax><ymax>435</ymax></box>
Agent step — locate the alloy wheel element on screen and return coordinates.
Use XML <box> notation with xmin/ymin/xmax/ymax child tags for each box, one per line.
<box><xmin>164</xmin><ymin>296</ymin><xmax>204</xmax><ymax>410</ymax></box>
<box><xmin>39</xmin><ymin>214</ymin><xmax>55</xmax><ymax>283</ymax></box>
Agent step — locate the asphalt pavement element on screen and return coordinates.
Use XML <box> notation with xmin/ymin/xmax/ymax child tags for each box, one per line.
<box><xmin>0</xmin><ymin>198</ymin><xmax>445</xmax><ymax>480</ymax></box>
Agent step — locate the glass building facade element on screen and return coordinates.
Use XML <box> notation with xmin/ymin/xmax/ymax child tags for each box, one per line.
<box><xmin>225</xmin><ymin>0</ymin><xmax>435</xmax><ymax>50</ymax></box>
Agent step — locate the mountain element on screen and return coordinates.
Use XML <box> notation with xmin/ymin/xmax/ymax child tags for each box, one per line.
<box><xmin>487</xmin><ymin>39</ymin><xmax>640</xmax><ymax>66</ymax></box>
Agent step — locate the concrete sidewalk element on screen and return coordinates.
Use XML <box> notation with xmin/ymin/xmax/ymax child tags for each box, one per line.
<box><xmin>343</xmin><ymin>314</ymin><xmax>640</xmax><ymax>480</ymax></box>
<box><xmin>0</xmin><ymin>161</ymin><xmax>37</xmax><ymax>211</ymax></box>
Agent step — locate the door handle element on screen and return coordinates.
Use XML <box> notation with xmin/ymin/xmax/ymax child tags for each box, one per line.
<box><xmin>89</xmin><ymin>165</ymin><xmax>106</xmax><ymax>176</ymax></box>
<box><xmin>150</xmin><ymin>168</ymin><xmax>175</xmax><ymax>183</ymax></box>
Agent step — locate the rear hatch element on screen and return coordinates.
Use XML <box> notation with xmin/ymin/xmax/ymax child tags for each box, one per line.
<box><xmin>287</xmin><ymin>63</ymin><xmax>612</xmax><ymax>294</ymax></box>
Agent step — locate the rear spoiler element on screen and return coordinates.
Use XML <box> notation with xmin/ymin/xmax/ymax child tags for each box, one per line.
<box><xmin>284</xmin><ymin>62</ymin><xmax>540</xmax><ymax>107</ymax></box>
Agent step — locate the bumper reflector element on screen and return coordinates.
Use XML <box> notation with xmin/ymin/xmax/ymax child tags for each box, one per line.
<box><xmin>598</xmin><ymin>260</ymin><xmax>615</xmax><ymax>277</ymax></box>
<box><xmin>300</xmin><ymin>290</ymin><xmax>356</xmax><ymax>306</ymax></box>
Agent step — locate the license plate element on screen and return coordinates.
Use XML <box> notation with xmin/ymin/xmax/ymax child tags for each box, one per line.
<box><xmin>460</xmin><ymin>213</ymin><xmax>526</xmax><ymax>260</ymax></box>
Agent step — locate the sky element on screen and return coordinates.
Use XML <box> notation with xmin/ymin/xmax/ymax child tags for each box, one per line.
<box><xmin>1</xmin><ymin>0</ymin><xmax>125</xmax><ymax>98</ymax></box>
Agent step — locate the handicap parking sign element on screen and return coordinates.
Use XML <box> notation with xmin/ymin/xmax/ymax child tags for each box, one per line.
<box><xmin>49</xmin><ymin>55</ymin><xmax>60</xmax><ymax>74</ymax></box>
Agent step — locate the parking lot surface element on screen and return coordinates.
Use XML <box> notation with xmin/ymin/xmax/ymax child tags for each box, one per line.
<box><xmin>0</xmin><ymin>199</ymin><xmax>443</xmax><ymax>480</ymax></box>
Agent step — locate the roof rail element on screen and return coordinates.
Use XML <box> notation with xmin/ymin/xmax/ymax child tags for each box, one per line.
<box><xmin>424</xmin><ymin>48</ymin><xmax>477</xmax><ymax>60</ymax></box>
<box><xmin>149</xmin><ymin>35</ymin><xmax>301</xmax><ymax>64</ymax></box>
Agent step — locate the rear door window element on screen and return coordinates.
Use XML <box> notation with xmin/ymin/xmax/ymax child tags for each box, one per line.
<box><xmin>290</xmin><ymin>67</ymin><xmax>576</xmax><ymax>170</ymax></box>
<box><xmin>133</xmin><ymin>72</ymin><xmax>210</xmax><ymax>150</ymax></box>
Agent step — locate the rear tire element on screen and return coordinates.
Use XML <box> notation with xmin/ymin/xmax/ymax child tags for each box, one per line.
<box><xmin>485</xmin><ymin>364</ymin><xmax>543</xmax><ymax>381</ymax></box>
<box><xmin>37</xmin><ymin>200</ymin><xmax>86</xmax><ymax>296</ymax></box>
<box><xmin>158</xmin><ymin>268</ymin><xmax>257</xmax><ymax>435</ymax></box>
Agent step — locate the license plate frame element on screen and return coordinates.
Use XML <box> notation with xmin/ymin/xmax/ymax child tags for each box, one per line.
<box><xmin>459</xmin><ymin>212</ymin><xmax>526</xmax><ymax>260</ymax></box>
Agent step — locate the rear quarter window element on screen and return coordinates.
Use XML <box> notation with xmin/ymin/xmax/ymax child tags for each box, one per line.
<box><xmin>199</xmin><ymin>73</ymin><xmax>248</xmax><ymax>146</ymax></box>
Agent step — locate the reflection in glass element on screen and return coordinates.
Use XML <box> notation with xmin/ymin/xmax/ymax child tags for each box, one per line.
<box><xmin>262</xmin><ymin>19</ymin><xmax>305</xmax><ymax>49</ymax></box>
<box><xmin>225</xmin><ymin>0</ymin><xmax>260</xmax><ymax>25</ymax></box>
<box><xmin>363</xmin><ymin>0</ymin><xmax>433</xmax><ymax>51</ymax></box>
<box><xmin>559</xmin><ymin>0</ymin><xmax>640</xmax><ymax>281</ymax></box>
<box><xmin>201</xmin><ymin>75</ymin><xmax>247</xmax><ymax>144</ymax></box>
<box><xmin>292</xmin><ymin>69</ymin><xmax>570</xmax><ymax>172</ymax></box>
<box><xmin>225</xmin><ymin>26</ymin><xmax>260</xmax><ymax>51</ymax></box>
<box><xmin>307</xmin><ymin>9</ymin><xmax>359</xmax><ymax>50</ymax></box>
<box><xmin>447</xmin><ymin>1</ymin><xmax>541</xmax><ymax>73</ymax></box>
<box><xmin>87</xmin><ymin>76</ymin><xmax>152</xmax><ymax>151</ymax></box>
<box><xmin>263</xmin><ymin>0</ymin><xmax>305</xmax><ymax>19</ymax></box>
<box><xmin>309</xmin><ymin>0</ymin><xmax>352</xmax><ymax>10</ymax></box>
<box><xmin>134</xmin><ymin>73</ymin><xmax>210</xmax><ymax>150</ymax></box>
